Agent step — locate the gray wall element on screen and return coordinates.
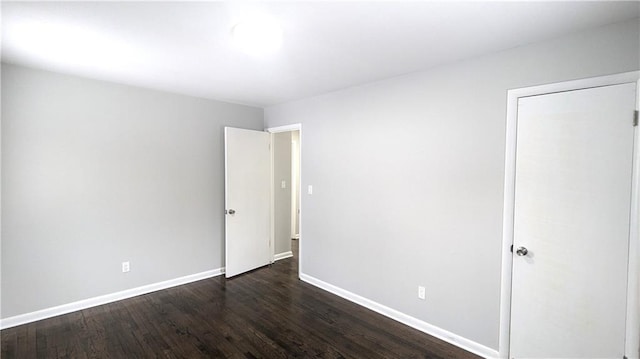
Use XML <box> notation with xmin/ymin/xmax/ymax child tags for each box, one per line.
<box><xmin>265</xmin><ymin>19</ymin><xmax>640</xmax><ymax>351</ymax></box>
<box><xmin>1</xmin><ymin>63</ymin><xmax>263</xmax><ymax>318</ymax></box>
<box><xmin>291</xmin><ymin>130</ymin><xmax>300</xmax><ymax>237</ymax></box>
<box><xmin>273</xmin><ymin>131</ymin><xmax>292</xmax><ymax>255</ymax></box>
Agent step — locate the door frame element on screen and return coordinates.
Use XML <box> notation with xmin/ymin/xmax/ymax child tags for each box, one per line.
<box><xmin>498</xmin><ymin>71</ymin><xmax>640</xmax><ymax>359</ymax></box>
<box><xmin>266</xmin><ymin>124</ymin><xmax>302</xmax><ymax>274</ymax></box>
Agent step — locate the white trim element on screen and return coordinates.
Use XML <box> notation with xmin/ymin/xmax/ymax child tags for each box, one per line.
<box><xmin>506</xmin><ymin>71</ymin><xmax>640</xmax><ymax>100</ymax></box>
<box><xmin>269</xmin><ymin>131</ymin><xmax>276</xmax><ymax>263</ymax></box>
<box><xmin>499</xmin><ymin>71</ymin><xmax>640</xmax><ymax>359</ymax></box>
<box><xmin>224</xmin><ymin>127</ymin><xmax>231</xmax><ymax>276</ymax></box>
<box><xmin>298</xmin><ymin>127</ymin><xmax>303</xmax><ymax>276</ymax></box>
<box><xmin>300</xmin><ymin>273</ymin><xmax>499</xmax><ymax>359</ymax></box>
<box><xmin>625</xmin><ymin>79</ymin><xmax>640</xmax><ymax>358</ymax></box>
<box><xmin>273</xmin><ymin>251</ymin><xmax>293</xmax><ymax>261</ymax></box>
<box><xmin>266</xmin><ymin>124</ymin><xmax>303</xmax><ymax>276</ymax></box>
<box><xmin>0</xmin><ymin>268</ymin><xmax>224</xmax><ymax>330</ymax></box>
<box><xmin>0</xmin><ymin>67</ymin><xmax>3</xmax><ymax>328</ymax></box>
<box><xmin>266</xmin><ymin>123</ymin><xmax>302</xmax><ymax>133</ymax></box>
<box><xmin>499</xmin><ymin>78</ymin><xmax>521</xmax><ymax>359</ymax></box>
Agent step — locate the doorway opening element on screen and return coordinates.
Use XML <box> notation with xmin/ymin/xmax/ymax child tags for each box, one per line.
<box><xmin>268</xmin><ymin>124</ymin><xmax>302</xmax><ymax>276</ymax></box>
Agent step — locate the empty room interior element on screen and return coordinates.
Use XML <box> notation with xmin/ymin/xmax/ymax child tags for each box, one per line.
<box><xmin>1</xmin><ymin>2</ymin><xmax>640</xmax><ymax>358</ymax></box>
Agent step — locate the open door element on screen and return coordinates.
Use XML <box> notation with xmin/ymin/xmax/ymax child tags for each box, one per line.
<box><xmin>224</xmin><ymin>127</ymin><xmax>271</xmax><ymax>278</ymax></box>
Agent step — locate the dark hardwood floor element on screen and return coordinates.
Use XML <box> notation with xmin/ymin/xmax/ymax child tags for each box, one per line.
<box><xmin>2</xmin><ymin>241</ymin><xmax>481</xmax><ymax>358</ymax></box>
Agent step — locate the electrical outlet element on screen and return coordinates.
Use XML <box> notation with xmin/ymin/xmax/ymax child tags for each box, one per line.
<box><xmin>122</xmin><ymin>261</ymin><xmax>130</xmax><ymax>273</ymax></box>
<box><xmin>281</xmin><ymin>180</ymin><xmax>287</xmax><ymax>189</ymax></box>
<box><xmin>307</xmin><ymin>185</ymin><xmax>313</xmax><ymax>194</ymax></box>
<box><xmin>418</xmin><ymin>286</ymin><xmax>426</xmax><ymax>300</ymax></box>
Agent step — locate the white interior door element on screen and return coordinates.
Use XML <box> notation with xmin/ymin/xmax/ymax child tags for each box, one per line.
<box><xmin>224</xmin><ymin>127</ymin><xmax>271</xmax><ymax>278</ymax></box>
<box><xmin>510</xmin><ymin>83</ymin><xmax>637</xmax><ymax>358</ymax></box>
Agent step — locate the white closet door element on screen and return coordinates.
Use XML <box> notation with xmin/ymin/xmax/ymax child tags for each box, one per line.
<box><xmin>510</xmin><ymin>83</ymin><xmax>636</xmax><ymax>358</ymax></box>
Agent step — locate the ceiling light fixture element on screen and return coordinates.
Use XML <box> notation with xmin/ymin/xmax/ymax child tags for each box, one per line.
<box><xmin>231</xmin><ymin>15</ymin><xmax>283</xmax><ymax>56</ymax></box>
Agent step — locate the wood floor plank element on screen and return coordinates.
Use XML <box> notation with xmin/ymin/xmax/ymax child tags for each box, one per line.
<box><xmin>1</xmin><ymin>241</ymin><xmax>481</xmax><ymax>359</ymax></box>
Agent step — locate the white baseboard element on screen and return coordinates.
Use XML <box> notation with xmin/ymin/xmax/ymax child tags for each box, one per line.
<box><xmin>273</xmin><ymin>251</ymin><xmax>293</xmax><ymax>261</ymax></box>
<box><xmin>0</xmin><ymin>268</ymin><xmax>225</xmax><ymax>330</ymax></box>
<box><xmin>299</xmin><ymin>273</ymin><xmax>500</xmax><ymax>359</ymax></box>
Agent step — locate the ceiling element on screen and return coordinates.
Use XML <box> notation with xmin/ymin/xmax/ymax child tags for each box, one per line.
<box><xmin>2</xmin><ymin>1</ymin><xmax>639</xmax><ymax>107</ymax></box>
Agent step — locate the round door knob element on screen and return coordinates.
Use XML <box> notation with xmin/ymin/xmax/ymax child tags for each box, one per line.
<box><xmin>228</xmin><ymin>209</ymin><xmax>236</xmax><ymax>215</ymax></box>
<box><xmin>516</xmin><ymin>246</ymin><xmax>528</xmax><ymax>256</ymax></box>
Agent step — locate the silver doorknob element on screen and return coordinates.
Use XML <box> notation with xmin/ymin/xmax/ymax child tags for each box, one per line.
<box><xmin>227</xmin><ymin>209</ymin><xmax>236</xmax><ymax>215</ymax></box>
<box><xmin>516</xmin><ymin>246</ymin><xmax>528</xmax><ymax>256</ymax></box>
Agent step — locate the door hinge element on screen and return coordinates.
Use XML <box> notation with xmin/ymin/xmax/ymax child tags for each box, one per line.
<box><xmin>634</xmin><ymin>110</ymin><xmax>638</xmax><ymax>127</ymax></box>
<box><xmin>510</xmin><ymin>244</ymin><xmax>513</xmax><ymax>253</ymax></box>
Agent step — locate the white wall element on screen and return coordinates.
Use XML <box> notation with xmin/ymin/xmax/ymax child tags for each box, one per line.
<box><xmin>265</xmin><ymin>19</ymin><xmax>640</xmax><ymax>352</ymax></box>
<box><xmin>1</xmin><ymin>63</ymin><xmax>263</xmax><ymax>318</ymax></box>
<box><xmin>273</xmin><ymin>131</ymin><xmax>292</xmax><ymax>255</ymax></box>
